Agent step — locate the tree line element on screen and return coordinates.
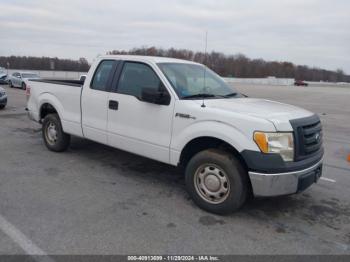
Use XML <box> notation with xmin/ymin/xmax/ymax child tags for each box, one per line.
<box><xmin>1</xmin><ymin>49</ymin><xmax>349</xmax><ymax>82</ymax></box>
<box><xmin>0</xmin><ymin>56</ymin><xmax>90</xmax><ymax>72</ymax></box>
<box><xmin>108</xmin><ymin>47</ymin><xmax>350</xmax><ymax>83</ymax></box>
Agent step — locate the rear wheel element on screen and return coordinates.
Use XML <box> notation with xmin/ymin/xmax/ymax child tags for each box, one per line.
<box><xmin>42</xmin><ymin>114</ymin><xmax>70</xmax><ymax>152</ymax></box>
<box><xmin>185</xmin><ymin>149</ymin><xmax>248</xmax><ymax>215</ymax></box>
<box><xmin>0</xmin><ymin>105</ymin><xmax>5</xmax><ymax>109</ymax></box>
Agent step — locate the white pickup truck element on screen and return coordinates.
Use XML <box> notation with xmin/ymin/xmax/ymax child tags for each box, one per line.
<box><xmin>26</xmin><ymin>55</ymin><xmax>323</xmax><ymax>214</ymax></box>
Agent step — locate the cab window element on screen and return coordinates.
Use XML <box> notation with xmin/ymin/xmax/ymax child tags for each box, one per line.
<box><xmin>117</xmin><ymin>62</ymin><xmax>165</xmax><ymax>98</ymax></box>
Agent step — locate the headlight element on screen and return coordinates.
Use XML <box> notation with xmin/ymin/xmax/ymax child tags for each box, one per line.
<box><xmin>253</xmin><ymin>132</ymin><xmax>294</xmax><ymax>161</ymax></box>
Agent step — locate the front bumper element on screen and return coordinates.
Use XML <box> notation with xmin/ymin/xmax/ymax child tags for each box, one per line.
<box><xmin>248</xmin><ymin>159</ymin><xmax>323</xmax><ymax>197</ymax></box>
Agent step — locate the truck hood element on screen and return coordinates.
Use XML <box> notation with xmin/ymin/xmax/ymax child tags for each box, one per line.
<box><xmin>197</xmin><ymin>98</ymin><xmax>314</xmax><ymax>131</ymax></box>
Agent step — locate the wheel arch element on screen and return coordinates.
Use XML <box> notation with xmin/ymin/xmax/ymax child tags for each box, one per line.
<box><xmin>179</xmin><ymin>136</ymin><xmax>248</xmax><ymax>171</ymax></box>
<box><xmin>179</xmin><ymin>136</ymin><xmax>253</xmax><ymax>197</ymax></box>
<box><xmin>38</xmin><ymin>94</ymin><xmax>64</xmax><ymax>122</ymax></box>
<box><xmin>40</xmin><ymin>103</ymin><xmax>59</xmax><ymax>121</ymax></box>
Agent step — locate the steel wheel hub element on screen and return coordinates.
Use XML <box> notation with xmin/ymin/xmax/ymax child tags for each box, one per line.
<box><xmin>204</xmin><ymin>175</ymin><xmax>221</xmax><ymax>191</ymax></box>
<box><xmin>46</xmin><ymin>122</ymin><xmax>58</xmax><ymax>144</ymax></box>
<box><xmin>194</xmin><ymin>164</ymin><xmax>230</xmax><ymax>204</ymax></box>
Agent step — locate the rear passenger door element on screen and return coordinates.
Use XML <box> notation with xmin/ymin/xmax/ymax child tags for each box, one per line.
<box><xmin>107</xmin><ymin>61</ymin><xmax>175</xmax><ymax>163</ymax></box>
<box><xmin>81</xmin><ymin>60</ymin><xmax>118</xmax><ymax>144</ymax></box>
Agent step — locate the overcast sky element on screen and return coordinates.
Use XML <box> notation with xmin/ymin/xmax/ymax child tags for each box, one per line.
<box><xmin>1</xmin><ymin>0</ymin><xmax>349</xmax><ymax>73</ymax></box>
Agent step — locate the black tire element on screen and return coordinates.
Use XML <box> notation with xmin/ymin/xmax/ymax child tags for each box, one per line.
<box><xmin>0</xmin><ymin>104</ymin><xmax>5</xmax><ymax>109</ymax></box>
<box><xmin>22</xmin><ymin>82</ymin><xmax>26</xmax><ymax>90</ymax></box>
<box><xmin>42</xmin><ymin>113</ymin><xmax>70</xmax><ymax>152</ymax></box>
<box><xmin>9</xmin><ymin>81</ymin><xmax>13</xmax><ymax>88</ymax></box>
<box><xmin>185</xmin><ymin>149</ymin><xmax>248</xmax><ymax>215</ymax></box>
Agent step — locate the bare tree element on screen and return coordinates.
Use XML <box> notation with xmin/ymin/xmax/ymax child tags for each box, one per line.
<box><xmin>0</xmin><ymin>56</ymin><xmax>90</xmax><ymax>72</ymax></box>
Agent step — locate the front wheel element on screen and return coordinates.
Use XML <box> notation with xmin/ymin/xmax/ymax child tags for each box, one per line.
<box><xmin>185</xmin><ymin>149</ymin><xmax>248</xmax><ymax>215</ymax></box>
<box><xmin>22</xmin><ymin>82</ymin><xmax>26</xmax><ymax>90</ymax></box>
<box><xmin>9</xmin><ymin>81</ymin><xmax>13</xmax><ymax>88</ymax></box>
<box><xmin>42</xmin><ymin>114</ymin><xmax>70</xmax><ymax>152</ymax></box>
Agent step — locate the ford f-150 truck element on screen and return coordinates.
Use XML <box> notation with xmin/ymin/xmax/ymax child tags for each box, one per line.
<box><xmin>26</xmin><ymin>55</ymin><xmax>323</xmax><ymax>214</ymax></box>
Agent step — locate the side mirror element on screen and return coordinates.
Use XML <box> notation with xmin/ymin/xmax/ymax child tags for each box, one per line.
<box><xmin>141</xmin><ymin>87</ymin><xmax>171</xmax><ymax>105</ymax></box>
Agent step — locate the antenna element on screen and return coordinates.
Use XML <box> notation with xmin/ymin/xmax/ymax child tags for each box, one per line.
<box><xmin>201</xmin><ymin>30</ymin><xmax>208</xmax><ymax>108</ymax></box>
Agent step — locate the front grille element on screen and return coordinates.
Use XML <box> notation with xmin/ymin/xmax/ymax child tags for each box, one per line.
<box><xmin>290</xmin><ymin>115</ymin><xmax>323</xmax><ymax>161</ymax></box>
<box><xmin>301</xmin><ymin>121</ymin><xmax>323</xmax><ymax>154</ymax></box>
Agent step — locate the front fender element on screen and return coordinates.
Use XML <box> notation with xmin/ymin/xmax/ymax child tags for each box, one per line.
<box><xmin>169</xmin><ymin>120</ymin><xmax>260</xmax><ymax>165</ymax></box>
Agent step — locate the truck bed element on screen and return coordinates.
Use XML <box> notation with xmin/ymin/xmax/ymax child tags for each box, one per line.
<box><xmin>27</xmin><ymin>78</ymin><xmax>83</xmax><ymax>137</ymax></box>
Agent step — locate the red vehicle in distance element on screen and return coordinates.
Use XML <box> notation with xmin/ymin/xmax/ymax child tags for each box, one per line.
<box><xmin>294</xmin><ymin>80</ymin><xmax>309</xmax><ymax>86</ymax></box>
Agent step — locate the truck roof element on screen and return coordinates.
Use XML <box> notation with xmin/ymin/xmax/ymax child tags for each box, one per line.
<box><xmin>98</xmin><ymin>55</ymin><xmax>200</xmax><ymax>65</ymax></box>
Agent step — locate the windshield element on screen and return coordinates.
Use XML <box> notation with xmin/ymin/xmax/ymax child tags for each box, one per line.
<box><xmin>157</xmin><ymin>63</ymin><xmax>238</xmax><ymax>99</ymax></box>
<box><xmin>22</xmin><ymin>73</ymin><xmax>39</xmax><ymax>78</ymax></box>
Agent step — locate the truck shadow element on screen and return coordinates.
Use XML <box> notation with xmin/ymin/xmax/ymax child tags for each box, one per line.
<box><xmin>69</xmin><ymin>136</ymin><xmax>185</xmax><ymax>185</ymax></box>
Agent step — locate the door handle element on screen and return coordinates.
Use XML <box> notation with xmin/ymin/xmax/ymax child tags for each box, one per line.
<box><xmin>109</xmin><ymin>100</ymin><xmax>119</xmax><ymax>110</ymax></box>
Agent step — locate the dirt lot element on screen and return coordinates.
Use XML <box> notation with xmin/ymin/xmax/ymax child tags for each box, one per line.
<box><xmin>0</xmin><ymin>83</ymin><xmax>349</xmax><ymax>255</ymax></box>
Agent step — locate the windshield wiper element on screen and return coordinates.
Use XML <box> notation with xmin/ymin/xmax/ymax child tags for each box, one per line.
<box><xmin>182</xmin><ymin>93</ymin><xmax>240</xmax><ymax>99</ymax></box>
<box><xmin>182</xmin><ymin>93</ymin><xmax>217</xmax><ymax>99</ymax></box>
<box><xmin>222</xmin><ymin>92</ymin><xmax>238</xmax><ymax>98</ymax></box>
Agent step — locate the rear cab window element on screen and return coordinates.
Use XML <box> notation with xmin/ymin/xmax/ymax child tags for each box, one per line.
<box><xmin>90</xmin><ymin>60</ymin><xmax>116</xmax><ymax>92</ymax></box>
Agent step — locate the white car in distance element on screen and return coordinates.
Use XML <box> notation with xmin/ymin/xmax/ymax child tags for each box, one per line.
<box><xmin>9</xmin><ymin>72</ymin><xmax>40</xmax><ymax>90</ymax></box>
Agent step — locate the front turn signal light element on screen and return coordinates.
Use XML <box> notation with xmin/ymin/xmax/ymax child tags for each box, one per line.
<box><xmin>253</xmin><ymin>132</ymin><xmax>268</xmax><ymax>153</ymax></box>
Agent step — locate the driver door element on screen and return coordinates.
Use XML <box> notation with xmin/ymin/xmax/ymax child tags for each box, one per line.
<box><xmin>107</xmin><ymin>61</ymin><xmax>174</xmax><ymax>163</ymax></box>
